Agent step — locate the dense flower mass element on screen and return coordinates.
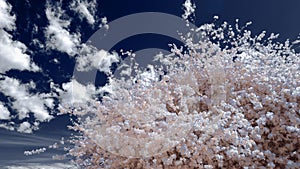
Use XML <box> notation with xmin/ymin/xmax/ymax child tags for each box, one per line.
<box><xmin>60</xmin><ymin>20</ymin><xmax>300</xmax><ymax>168</ymax></box>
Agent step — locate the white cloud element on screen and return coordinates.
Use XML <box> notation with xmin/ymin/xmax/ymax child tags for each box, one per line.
<box><xmin>76</xmin><ymin>44</ymin><xmax>119</xmax><ymax>73</ymax></box>
<box><xmin>0</xmin><ymin>102</ymin><xmax>10</xmax><ymax>120</ymax></box>
<box><xmin>0</xmin><ymin>30</ymin><xmax>40</xmax><ymax>73</ymax></box>
<box><xmin>0</xmin><ymin>0</ymin><xmax>39</xmax><ymax>73</ymax></box>
<box><xmin>0</xmin><ymin>122</ymin><xmax>14</xmax><ymax>130</ymax></box>
<box><xmin>70</xmin><ymin>0</ymin><xmax>97</xmax><ymax>25</ymax></box>
<box><xmin>45</xmin><ymin>2</ymin><xmax>81</xmax><ymax>56</ymax></box>
<box><xmin>5</xmin><ymin>163</ymin><xmax>75</xmax><ymax>169</ymax></box>
<box><xmin>0</xmin><ymin>76</ymin><xmax>54</xmax><ymax>123</ymax></box>
<box><xmin>45</xmin><ymin>1</ymin><xmax>113</xmax><ymax>73</ymax></box>
<box><xmin>0</xmin><ymin>0</ymin><xmax>15</xmax><ymax>30</ymax></box>
<box><xmin>17</xmin><ymin>121</ymin><xmax>32</xmax><ymax>133</ymax></box>
<box><xmin>57</xmin><ymin>79</ymin><xmax>96</xmax><ymax>105</ymax></box>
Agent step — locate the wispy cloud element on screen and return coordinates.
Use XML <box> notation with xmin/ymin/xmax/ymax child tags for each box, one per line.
<box><xmin>5</xmin><ymin>163</ymin><xmax>75</xmax><ymax>169</ymax></box>
<box><xmin>55</xmin><ymin>78</ymin><xmax>96</xmax><ymax>105</ymax></box>
<box><xmin>0</xmin><ymin>0</ymin><xmax>39</xmax><ymax>73</ymax></box>
<box><xmin>0</xmin><ymin>103</ymin><xmax>10</xmax><ymax>120</ymax></box>
<box><xmin>70</xmin><ymin>0</ymin><xmax>98</xmax><ymax>25</ymax></box>
<box><xmin>76</xmin><ymin>44</ymin><xmax>119</xmax><ymax>73</ymax></box>
<box><xmin>44</xmin><ymin>1</ymin><xmax>81</xmax><ymax>56</ymax></box>
<box><xmin>0</xmin><ymin>76</ymin><xmax>55</xmax><ymax>132</ymax></box>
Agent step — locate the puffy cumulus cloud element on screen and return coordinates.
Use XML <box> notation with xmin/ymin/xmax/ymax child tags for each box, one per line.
<box><xmin>44</xmin><ymin>0</ymin><xmax>110</xmax><ymax>58</ymax></box>
<box><xmin>0</xmin><ymin>0</ymin><xmax>15</xmax><ymax>30</ymax></box>
<box><xmin>54</xmin><ymin>79</ymin><xmax>96</xmax><ymax>105</ymax></box>
<box><xmin>66</xmin><ymin>47</ymin><xmax>121</xmax><ymax>104</ymax></box>
<box><xmin>70</xmin><ymin>0</ymin><xmax>97</xmax><ymax>25</ymax></box>
<box><xmin>0</xmin><ymin>122</ymin><xmax>14</xmax><ymax>130</ymax></box>
<box><xmin>45</xmin><ymin>1</ymin><xmax>113</xmax><ymax>72</ymax></box>
<box><xmin>0</xmin><ymin>102</ymin><xmax>10</xmax><ymax>120</ymax></box>
<box><xmin>44</xmin><ymin>1</ymin><xmax>81</xmax><ymax>56</ymax></box>
<box><xmin>0</xmin><ymin>0</ymin><xmax>39</xmax><ymax>73</ymax></box>
<box><xmin>17</xmin><ymin>121</ymin><xmax>32</xmax><ymax>133</ymax></box>
<box><xmin>76</xmin><ymin>44</ymin><xmax>119</xmax><ymax>73</ymax></box>
<box><xmin>0</xmin><ymin>30</ymin><xmax>40</xmax><ymax>72</ymax></box>
<box><xmin>0</xmin><ymin>76</ymin><xmax>54</xmax><ymax>125</ymax></box>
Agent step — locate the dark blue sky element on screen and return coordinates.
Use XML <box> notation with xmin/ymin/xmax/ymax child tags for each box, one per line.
<box><xmin>98</xmin><ymin>0</ymin><xmax>300</xmax><ymax>41</ymax></box>
<box><xmin>6</xmin><ymin>0</ymin><xmax>300</xmax><ymax>59</ymax></box>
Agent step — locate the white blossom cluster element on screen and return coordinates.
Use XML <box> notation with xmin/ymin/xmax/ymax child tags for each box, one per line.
<box><xmin>24</xmin><ymin>147</ymin><xmax>47</xmax><ymax>156</ymax></box>
<box><xmin>60</xmin><ymin>20</ymin><xmax>300</xmax><ymax>168</ymax></box>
